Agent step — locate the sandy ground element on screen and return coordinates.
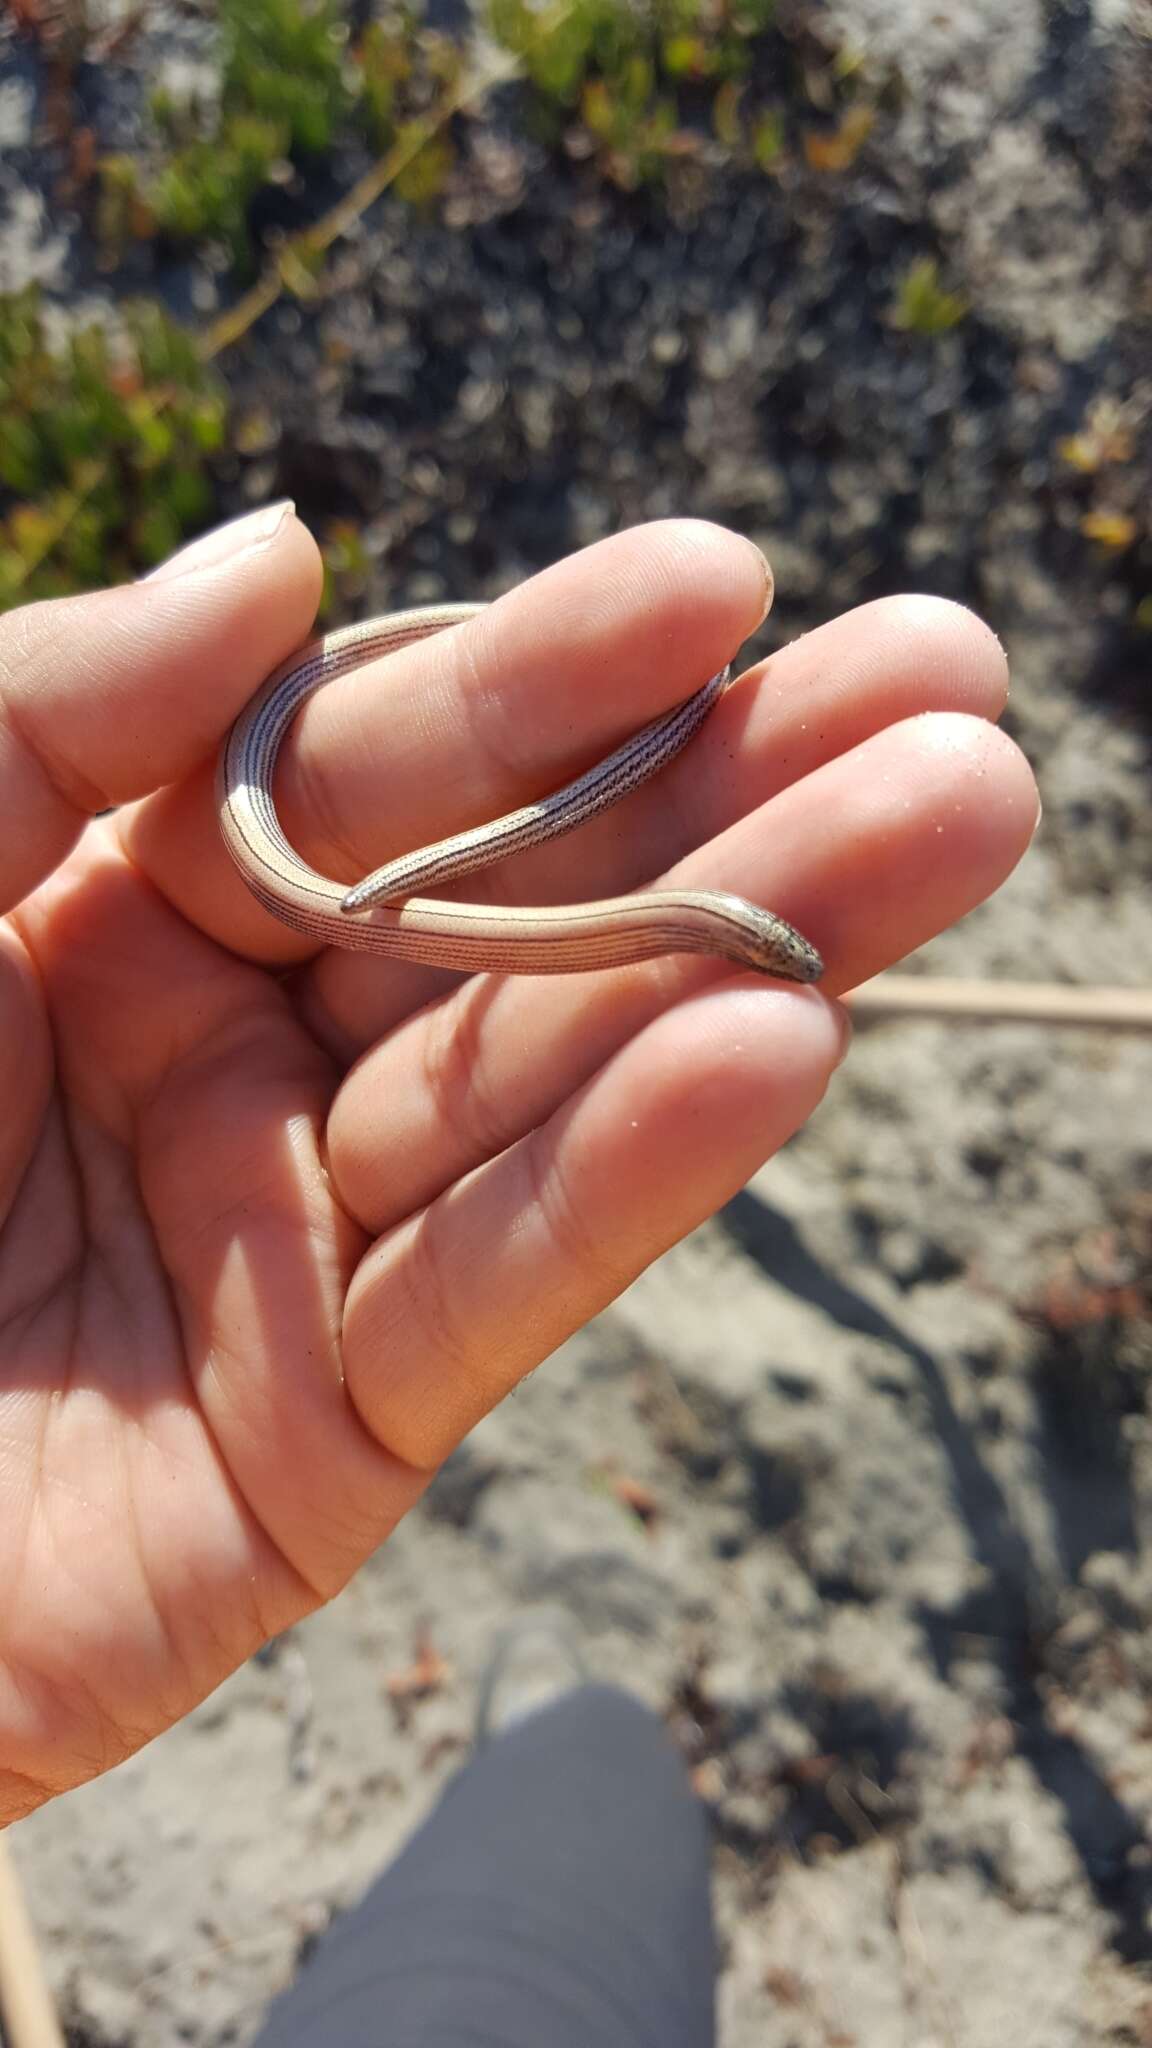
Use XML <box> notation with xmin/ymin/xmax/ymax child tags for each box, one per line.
<box><xmin>2</xmin><ymin>0</ymin><xmax>1151</xmax><ymax>2042</ymax></box>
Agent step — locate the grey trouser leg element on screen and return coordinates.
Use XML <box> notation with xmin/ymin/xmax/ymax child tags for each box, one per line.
<box><xmin>254</xmin><ymin>1683</ymin><xmax>716</xmax><ymax>2047</ymax></box>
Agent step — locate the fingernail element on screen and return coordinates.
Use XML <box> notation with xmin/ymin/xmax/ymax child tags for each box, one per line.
<box><xmin>145</xmin><ymin>500</ymin><xmax>295</xmax><ymax>582</ymax></box>
<box><xmin>832</xmin><ymin>997</ymin><xmax>854</xmax><ymax>1066</ymax></box>
<box><xmin>753</xmin><ymin>544</ymin><xmax>774</xmax><ymax>624</ymax></box>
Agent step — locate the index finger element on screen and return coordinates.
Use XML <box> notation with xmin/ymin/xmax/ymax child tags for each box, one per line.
<box><xmin>122</xmin><ymin>520</ymin><xmax>774</xmax><ymax>965</ymax></box>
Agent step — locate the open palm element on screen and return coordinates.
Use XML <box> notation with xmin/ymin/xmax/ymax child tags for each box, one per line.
<box><xmin>0</xmin><ymin>512</ymin><xmax>1035</xmax><ymax>1820</ymax></box>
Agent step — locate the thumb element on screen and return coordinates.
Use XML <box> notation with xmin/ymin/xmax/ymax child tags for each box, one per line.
<box><xmin>0</xmin><ymin>503</ymin><xmax>321</xmax><ymax>914</ymax></box>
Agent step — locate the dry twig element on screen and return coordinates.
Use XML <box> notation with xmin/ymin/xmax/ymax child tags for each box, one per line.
<box><xmin>848</xmin><ymin>975</ymin><xmax>1151</xmax><ymax>1030</ymax></box>
<box><xmin>0</xmin><ymin>1837</ymin><xmax>66</xmax><ymax>2048</ymax></box>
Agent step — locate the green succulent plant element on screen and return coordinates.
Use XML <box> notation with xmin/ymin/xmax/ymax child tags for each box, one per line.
<box><xmin>0</xmin><ymin>290</ymin><xmax>226</xmax><ymax>608</ymax></box>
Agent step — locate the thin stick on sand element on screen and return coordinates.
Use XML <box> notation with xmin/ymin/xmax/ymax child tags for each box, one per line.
<box><xmin>846</xmin><ymin>975</ymin><xmax>1152</xmax><ymax>1030</ymax></box>
<box><xmin>0</xmin><ymin>1838</ymin><xmax>66</xmax><ymax>2048</ymax></box>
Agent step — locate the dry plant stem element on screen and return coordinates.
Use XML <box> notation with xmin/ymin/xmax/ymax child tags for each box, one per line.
<box><xmin>200</xmin><ymin>51</ymin><xmax>519</xmax><ymax>363</ymax></box>
<box><xmin>8</xmin><ymin>40</ymin><xmax>522</xmax><ymax>594</ymax></box>
<box><xmin>0</xmin><ymin>1838</ymin><xmax>66</xmax><ymax>2048</ymax></box>
<box><xmin>848</xmin><ymin>976</ymin><xmax>1152</xmax><ymax>1030</ymax></box>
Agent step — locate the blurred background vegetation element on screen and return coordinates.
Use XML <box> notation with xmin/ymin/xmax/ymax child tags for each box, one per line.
<box><xmin>1</xmin><ymin>0</ymin><xmax>1148</xmax><ymax>647</ymax></box>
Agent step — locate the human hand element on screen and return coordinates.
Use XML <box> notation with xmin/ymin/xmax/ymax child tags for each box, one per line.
<box><xmin>0</xmin><ymin>513</ymin><xmax>1036</xmax><ymax>1818</ymax></box>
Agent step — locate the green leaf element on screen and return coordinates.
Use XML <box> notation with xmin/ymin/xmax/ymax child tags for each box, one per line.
<box><xmin>890</xmin><ymin>257</ymin><xmax>967</xmax><ymax>336</ymax></box>
<box><xmin>393</xmin><ymin>123</ymin><xmax>453</xmax><ymax>207</ymax></box>
<box><xmin>0</xmin><ymin>416</ymin><xmax>45</xmax><ymax>495</ymax></box>
<box><xmin>751</xmin><ymin>108</ymin><xmax>784</xmax><ymax>168</ymax></box>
